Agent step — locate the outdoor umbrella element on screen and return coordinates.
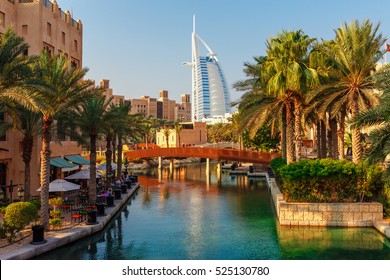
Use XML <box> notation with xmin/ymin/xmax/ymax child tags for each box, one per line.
<box><xmin>37</xmin><ymin>179</ymin><xmax>81</xmax><ymax>192</ymax></box>
<box><xmin>64</xmin><ymin>170</ymin><xmax>102</xmax><ymax>180</ymax></box>
<box><xmin>97</xmin><ymin>162</ymin><xmax>117</xmax><ymax>171</ymax></box>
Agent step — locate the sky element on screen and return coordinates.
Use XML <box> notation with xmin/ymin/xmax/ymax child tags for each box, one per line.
<box><xmin>58</xmin><ymin>0</ymin><xmax>390</xmax><ymax>103</ymax></box>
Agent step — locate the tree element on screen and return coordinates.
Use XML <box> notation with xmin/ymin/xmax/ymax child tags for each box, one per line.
<box><xmin>174</xmin><ymin>121</ymin><xmax>183</xmax><ymax>147</ymax></box>
<box><xmin>162</xmin><ymin>125</ymin><xmax>172</xmax><ymax>148</ymax></box>
<box><xmin>73</xmin><ymin>94</ymin><xmax>112</xmax><ymax>205</ymax></box>
<box><xmin>351</xmin><ymin>65</ymin><xmax>390</xmax><ymax>165</ymax></box>
<box><xmin>0</xmin><ymin>105</ymin><xmax>42</xmax><ymax>201</ymax></box>
<box><xmin>263</xmin><ymin>30</ymin><xmax>319</xmax><ymax>163</ymax></box>
<box><xmin>316</xmin><ymin>20</ymin><xmax>384</xmax><ymax>163</ymax></box>
<box><xmin>0</xmin><ymin>27</ymin><xmax>35</xmax><ymax>106</ymax></box>
<box><xmin>23</xmin><ymin>52</ymin><xmax>95</xmax><ymax>229</ymax></box>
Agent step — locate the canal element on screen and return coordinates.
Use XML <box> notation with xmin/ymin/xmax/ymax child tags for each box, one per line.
<box><xmin>35</xmin><ymin>163</ymin><xmax>390</xmax><ymax>260</ymax></box>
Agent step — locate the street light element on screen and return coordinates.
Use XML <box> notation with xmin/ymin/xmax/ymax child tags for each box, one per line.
<box><xmin>124</xmin><ymin>157</ymin><xmax>129</xmax><ymax>175</ymax></box>
<box><xmin>17</xmin><ymin>185</ymin><xmax>24</xmax><ymax>201</ymax></box>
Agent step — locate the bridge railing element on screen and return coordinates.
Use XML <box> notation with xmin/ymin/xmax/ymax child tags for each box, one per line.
<box><xmin>124</xmin><ymin>147</ymin><xmax>280</xmax><ymax>164</ymax></box>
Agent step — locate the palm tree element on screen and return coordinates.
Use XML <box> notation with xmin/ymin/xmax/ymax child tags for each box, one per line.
<box><xmin>316</xmin><ymin>20</ymin><xmax>384</xmax><ymax>164</ymax></box>
<box><xmin>0</xmin><ymin>27</ymin><xmax>35</xmax><ymax>105</ymax></box>
<box><xmin>23</xmin><ymin>52</ymin><xmax>95</xmax><ymax>229</ymax></box>
<box><xmin>174</xmin><ymin>121</ymin><xmax>183</xmax><ymax>147</ymax></box>
<box><xmin>162</xmin><ymin>125</ymin><xmax>172</xmax><ymax>148</ymax></box>
<box><xmin>0</xmin><ymin>105</ymin><xmax>42</xmax><ymax>201</ymax></box>
<box><xmin>351</xmin><ymin>65</ymin><xmax>390</xmax><ymax>164</ymax></box>
<box><xmin>263</xmin><ymin>30</ymin><xmax>319</xmax><ymax>163</ymax></box>
<box><xmin>73</xmin><ymin>94</ymin><xmax>111</xmax><ymax>205</ymax></box>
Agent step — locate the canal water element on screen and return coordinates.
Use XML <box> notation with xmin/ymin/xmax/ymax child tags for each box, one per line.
<box><xmin>35</xmin><ymin>163</ymin><xmax>390</xmax><ymax>260</ymax></box>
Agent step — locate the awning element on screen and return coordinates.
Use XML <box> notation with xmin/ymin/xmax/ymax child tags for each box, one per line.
<box><xmin>65</xmin><ymin>154</ymin><xmax>90</xmax><ymax>165</ymax></box>
<box><xmin>50</xmin><ymin>157</ymin><xmax>79</xmax><ymax>172</ymax></box>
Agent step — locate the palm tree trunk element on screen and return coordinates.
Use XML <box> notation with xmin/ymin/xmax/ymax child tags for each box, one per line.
<box><xmin>320</xmin><ymin>120</ymin><xmax>327</xmax><ymax>159</ymax></box>
<box><xmin>105</xmin><ymin>132</ymin><xmax>113</xmax><ymax>190</ymax></box>
<box><xmin>294</xmin><ymin>99</ymin><xmax>302</xmax><ymax>161</ymax></box>
<box><xmin>89</xmin><ymin>134</ymin><xmax>97</xmax><ymax>205</ymax></box>
<box><xmin>338</xmin><ymin>109</ymin><xmax>346</xmax><ymax>160</ymax></box>
<box><xmin>117</xmin><ymin>135</ymin><xmax>123</xmax><ymax>180</ymax></box>
<box><xmin>316</xmin><ymin>120</ymin><xmax>321</xmax><ymax>158</ymax></box>
<box><xmin>40</xmin><ymin>115</ymin><xmax>53</xmax><ymax>230</ymax></box>
<box><xmin>330</xmin><ymin>118</ymin><xmax>338</xmax><ymax>159</ymax></box>
<box><xmin>281</xmin><ymin>106</ymin><xmax>287</xmax><ymax>159</ymax></box>
<box><xmin>285</xmin><ymin>101</ymin><xmax>294</xmax><ymax>164</ymax></box>
<box><xmin>22</xmin><ymin>136</ymin><xmax>33</xmax><ymax>201</ymax></box>
<box><xmin>327</xmin><ymin>120</ymin><xmax>332</xmax><ymax>158</ymax></box>
<box><xmin>112</xmin><ymin>133</ymin><xmax>117</xmax><ymax>164</ymax></box>
<box><xmin>351</xmin><ymin>95</ymin><xmax>363</xmax><ymax>164</ymax></box>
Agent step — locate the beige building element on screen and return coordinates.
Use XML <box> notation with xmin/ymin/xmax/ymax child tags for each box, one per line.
<box><xmin>100</xmin><ymin>79</ymin><xmax>124</xmax><ymax>106</ymax></box>
<box><xmin>156</xmin><ymin>122</ymin><xmax>207</xmax><ymax>148</ymax></box>
<box><xmin>128</xmin><ymin>90</ymin><xmax>191</xmax><ymax>122</ymax></box>
<box><xmin>0</xmin><ymin>0</ymin><xmax>83</xmax><ymax>199</ymax></box>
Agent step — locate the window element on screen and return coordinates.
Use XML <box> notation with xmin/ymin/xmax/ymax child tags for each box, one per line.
<box><xmin>74</xmin><ymin>40</ymin><xmax>78</xmax><ymax>52</ymax></box>
<box><xmin>22</xmin><ymin>25</ymin><xmax>28</xmax><ymax>36</ymax></box>
<box><xmin>0</xmin><ymin>12</ymin><xmax>5</xmax><ymax>27</ymax></box>
<box><xmin>47</xmin><ymin>22</ymin><xmax>52</xmax><ymax>37</ymax></box>
<box><xmin>61</xmin><ymin>32</ymin><xmax>65</xmax><ymax>44</ymax></box>
<box><xmin>70</xmin><ymin>57</ymin><xmax>79</xmax><ymax>69</ymax></box>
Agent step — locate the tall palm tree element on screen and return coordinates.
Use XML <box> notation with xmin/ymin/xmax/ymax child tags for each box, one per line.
<box><xmin>0</xmin><ymin>105</ymin><xmax>42</xmax><ymax>201</ymax></box>
<box><xmin>23</xmin><ymin>52</ymin><xmax>95</xmax><ymax>229</ymax></box>
<box><xmin>263</xmin><ymin>30</ymin><xmax>319</xmax><ymax>163</ymax></box>
<box><xmin>316</xmin><ymin>19</ymin><xmax>384</xmax><ymax>164</ymax></box>
<box><xmin>73</xmin><ymin>94</ymin><xmax>112</xmax><ymax>205</ymax></box>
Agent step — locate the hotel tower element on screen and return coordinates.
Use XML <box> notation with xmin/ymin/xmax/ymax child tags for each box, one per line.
<box><xmin>183</xmin><ymin>16</ymin><xmax>231</xmax><ymax>121</ymax></box>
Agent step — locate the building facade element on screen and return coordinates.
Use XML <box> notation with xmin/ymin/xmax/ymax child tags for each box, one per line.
<box><xmin>183</xmin><ymin>16</ymin><xmax>231</xmax><ymax>121</ymax></box>
<box><xmin>0</xmin><ymin>0</ymin><xmax>83</xmax><ymax>199</ymax></box>
<box><xmin>156</xmin><ymin>122</ymin><xmax>207</xmax><ymax>148</ymax></box>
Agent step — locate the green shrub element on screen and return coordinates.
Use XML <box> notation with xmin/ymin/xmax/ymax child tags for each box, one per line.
<box><xmin>49</xmin><ymin>197</ymin><xmax>63</xmax><ymax>211</ymax></box>
<box><xmin>28</xmin><ymin>198</ymin><xmax>41</xmax><ymax>210</ymax></box>
<box><xmin>278</xmin><ymin>159</ymin><xmax>381</xmax><ymax>203</ymax></box>
<box><xmin>4</xmin><ymin>202</ymin><xmax>39</xmax><ymax>232</ymax></box>
<box><xmin>270</xmin><ymin>157</ymin><xmax>287</xmax><ymax>173</ymax></box>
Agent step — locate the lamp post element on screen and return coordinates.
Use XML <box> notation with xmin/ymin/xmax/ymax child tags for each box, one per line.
<box><xmin>17</xmin><ymin>185</ymin><xmax>25</xmax><ymax>201</ymax></box>
<box><xmin>124</xmin><ymin>157</ymin><xmax>129</xmax><ymax>176</ymax></box>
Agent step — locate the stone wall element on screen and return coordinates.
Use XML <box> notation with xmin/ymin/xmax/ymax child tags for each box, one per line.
<box><xmin>267</xmin><ymin>177</ymin><xmax>383</xmax><ymax>227</ymax></box>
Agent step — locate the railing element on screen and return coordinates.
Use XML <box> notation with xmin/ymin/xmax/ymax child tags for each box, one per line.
<box><xmin>124</xmin><ymin>147</ymin><xmax>281</xmax><ymax>164</ymax></box>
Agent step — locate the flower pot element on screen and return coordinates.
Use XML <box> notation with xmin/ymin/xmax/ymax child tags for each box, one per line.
<box><xmin>86</xmin><ymin>209</ymin><xmax>98</xmax><ymax>225</ymax></box>
<box><xmin>30</xmin><ymin>225</ymin><xmax>47</xmax><ymax>245</ymax></box>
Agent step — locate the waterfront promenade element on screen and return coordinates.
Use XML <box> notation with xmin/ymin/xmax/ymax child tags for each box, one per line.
<box><xmin>0</xmin><ymin>184</ymin><xmax>140</xmax><ymax>260</ymax></box>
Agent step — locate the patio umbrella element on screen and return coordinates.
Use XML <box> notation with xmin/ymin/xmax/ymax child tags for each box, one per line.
<box><xmin>37</xmin><ymin>179</ymin><xmax>81</xmax><ymax>192</ymax></box>
<box><xmin>97</xmin><ymin>162</ymin><xmax>117</xmax><ymax>171</ymax></box>
<box><xmin>64</xmin><ymin>169</ymin><xmax>102</xmax><ymax>180</ymax></box>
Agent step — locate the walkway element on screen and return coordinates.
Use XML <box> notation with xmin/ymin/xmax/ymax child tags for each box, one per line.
<box><xmin>0</xmin><ymin>184</ymin><xmax>140</xmax><ymax>260</ymax></box>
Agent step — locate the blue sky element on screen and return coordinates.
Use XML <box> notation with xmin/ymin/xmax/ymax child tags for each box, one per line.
<box><xmin>59</xmin><ymin>0</ymin><xmax>390</xmax><ymax>103</ymax></box>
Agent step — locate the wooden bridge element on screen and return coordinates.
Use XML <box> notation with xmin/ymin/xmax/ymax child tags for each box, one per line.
<box><xmin>124</xmin><ymin>147</ymin><xmax>280</xmax><ymax>165</ymax></box>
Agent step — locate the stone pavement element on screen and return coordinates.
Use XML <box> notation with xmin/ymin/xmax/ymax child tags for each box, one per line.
<box><xmin>0</xmin><ymin>183</ymin><xmax>140</xmax><ymax>260</ymax></box>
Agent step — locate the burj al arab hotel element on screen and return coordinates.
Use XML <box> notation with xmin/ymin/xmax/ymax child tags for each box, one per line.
<box><xmin>183</xmin><ymin>16</ymin><xmax>231</xmax><ymax>121</ymax></box>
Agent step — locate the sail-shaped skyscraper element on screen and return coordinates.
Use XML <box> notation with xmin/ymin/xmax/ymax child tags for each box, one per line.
<box><xmin>183</xmin><ymin>16</ymin><xmax>231</xmax><ymax>121</ymax></box>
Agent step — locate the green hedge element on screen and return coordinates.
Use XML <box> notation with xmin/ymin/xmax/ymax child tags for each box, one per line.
<box><xmin>278</xmin><ymin>159</ymin><xmax>382</xmax><ymax>203</ymax></box>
